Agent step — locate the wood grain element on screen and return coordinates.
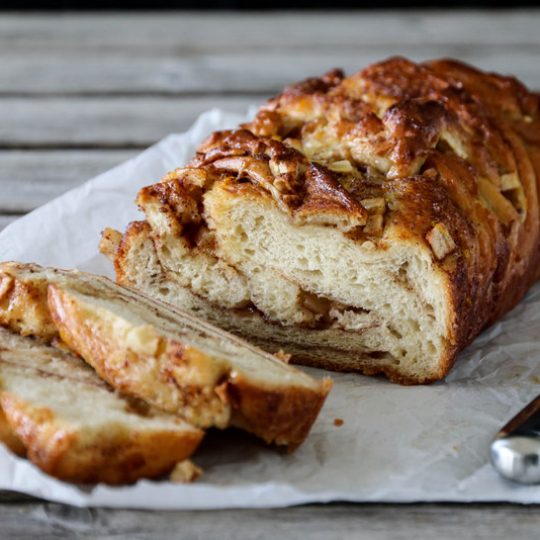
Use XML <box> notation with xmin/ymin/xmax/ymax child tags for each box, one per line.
<box><xmin>0</xmin><ymin>96</ymin><xmax>258</xmax><ymax>148</ymax></box>
<box><xmin>3</xmin><ymin>12</ymin><xmax>538</xmax><ymax>49</ymax></box>
<box><xmin>0</xmin><ymin>501</ymin><xmax>539</xmax><ymax>540</ymax></box>
<box><xmin>1</xmin><ymin>13</ymin><xmax>539</xmax><ymax>95</ymax></box>
<box><xmin>3</xmin><ymin>47</ymin><xmax>539</xmax><ymax>96</ymax></box>
<box><xmin>0</xmin><ymin>150</ymin><xmax>136</xmax><ymax>212</ymax></box>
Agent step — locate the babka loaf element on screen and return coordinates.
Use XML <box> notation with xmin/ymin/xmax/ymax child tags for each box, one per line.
<box><xmin>102</xmin><ymin>57</ymin><xmax>540</xmax><ymax>384</ymax></box>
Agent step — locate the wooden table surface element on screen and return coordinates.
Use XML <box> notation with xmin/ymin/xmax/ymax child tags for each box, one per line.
<box><xmin>1</xmin><ymin>10</ymin><xmax>540</xmax><ymax>539</ymax></box>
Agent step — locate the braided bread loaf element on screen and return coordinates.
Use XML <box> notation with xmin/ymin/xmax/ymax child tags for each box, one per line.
<box><xmin>102</xmin><ymin>57</ymin><xmax>540</xmax><ymax>384</ymax></box>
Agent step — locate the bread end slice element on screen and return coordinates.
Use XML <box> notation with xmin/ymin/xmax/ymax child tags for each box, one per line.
<box><xmin>0</xmin><ymin>327</ymin><xmax>203</xmax><ymax>485</ymax></box>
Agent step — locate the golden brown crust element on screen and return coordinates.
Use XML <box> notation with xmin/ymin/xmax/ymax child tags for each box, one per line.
<box><xmin>153</xmin><ymin>130</ymin><xmax>367</xmax><ymax>233</ymax></box>
<box><xmin>0</xmin><ymin>323</ymin><xmax>205</xmax><ymax>485</ymax></box>
<box><xmin>224</xmin><ymin>375</ymin><xmax>332</xmax><ymax>450</ymax></box>
<box><xmin>114</xmin><ymin>221</ymin><xmax>154</xmax><ymax>285</ymax></box>
<box><xmin>99</xmin><ymin>228</ymin><xmax>123</xmax><ymax>261</ymax></box>
<box><xmin>0</xmin><ymin>391</ymin><xmax>203</xmax><ymax>485</ymax></box>
<box><xmin>0</xmin><ymin>406</ymin><xmax>26</xmax><ymax>457</ymax></box>
<box><xmin>119</xmin><ymin>57</ymin><xmax>540</xmax><ymax>383</ymax></box>
<box><xmin>0</xmin><ymin>272</ymin><xmax>57</xmax><ymax>340</ymax></box>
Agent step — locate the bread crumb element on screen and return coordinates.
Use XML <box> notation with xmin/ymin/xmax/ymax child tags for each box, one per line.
<box><xmin>274</xmin><ymin>350</ymin><xmax>292</xmax><ymax>363</ymax></box>
<box><xmin>426</xmin><ymin>222</ymin><xmax>456</xmax><ymax>260</ymax></box>
<box><xmin>360</xmin><ymin>197</ymin><xmax>386</xmax><ymax>214</ymax></box>
<box><xmin>170</xmin><ymin>460</ymin><xmax>202</xmax><ymax>483</ymax></box>
<box><xmin>328</xmin><ymin>160</ymin><xmax>354</xmax><ymax>173</ymax></box>
<box><xmin>333</xmin><ymin>418</ymin><xmax>344</xmax><ymax>427</ymax></box>
<box><xmin>99</xmin><ymin>228</ymin><xmax>122</xmax><ymax>260</ymax></box>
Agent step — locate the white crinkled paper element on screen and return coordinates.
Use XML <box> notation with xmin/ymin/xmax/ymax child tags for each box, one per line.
<box><xmin>1</xmin><ymin>109</ymin><xmax>540</xmax><ymax>509</ymax></box>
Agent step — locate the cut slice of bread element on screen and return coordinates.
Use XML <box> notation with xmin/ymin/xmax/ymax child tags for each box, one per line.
<box><xmin>0</xmin><ymin>326</ymin><xmax>203</xmax><ymax>485</ymax></box>
<box><xmin>0</xmin><ymin>262</ymin><xmax>331</xmax><ymax>449</ymax></box>
<box><xmin>106</xmin><ymin>221</ymin><xmax>369</xmax><ymax>371</ymax></box>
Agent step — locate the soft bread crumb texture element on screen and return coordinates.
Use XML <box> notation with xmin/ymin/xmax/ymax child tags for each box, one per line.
<box><xmin>105</xmin><ymin>57</ymin><xmax>540</xmax><ymax>384</ymax></box>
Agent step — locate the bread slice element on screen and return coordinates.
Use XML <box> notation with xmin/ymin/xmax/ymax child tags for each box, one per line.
<box><xmin>105</xmin><ymin>220</ymin><xmax>375</xmax><ymax>372</ymax></box>
<box><xmin>0</xmin><ymin>262</ymin><xmax>331</xmax><ymax>449</ymax></box>
<box><xmin>0</xmin><ymin>326</ymin><xmax>203</xmax><ymax>484</ymax></box>
<box><xmin>103</xmin><ymin>57</ymin><xmax>540</xmax><ymax>384</ymax></box>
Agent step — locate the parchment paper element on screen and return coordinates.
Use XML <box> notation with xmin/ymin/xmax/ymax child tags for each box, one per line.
<box><xmin>1</xmin><ymin>109</ymin><xmax>539</xmax><ymax>509</ymax></box>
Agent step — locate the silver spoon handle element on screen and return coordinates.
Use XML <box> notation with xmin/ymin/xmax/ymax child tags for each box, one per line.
<box><xmin>491</xmin><ymin>395</ymin><xmax>540</xmax><ymax>484</ymax></box>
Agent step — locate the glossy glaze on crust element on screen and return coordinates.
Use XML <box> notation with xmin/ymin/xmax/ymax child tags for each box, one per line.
<box><xmin>255</xmin><ymin>58</ymin><xmax>540</xmax><ymax>376</ymax></box>
<box><xmin>110</xmin><ymin>57</ymin><xmax>540</xmax><ymax>383</ymax></box>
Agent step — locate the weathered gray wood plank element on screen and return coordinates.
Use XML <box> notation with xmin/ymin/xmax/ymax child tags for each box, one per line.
<box><xmin>1</xmin><ymin>12</ymin><xmax>540</xmax><ymax>94</ymax></box>
<box><xmin>0</xmin><ymin>502</ymin><xmax>539</xmax><ymax>540</ymax></box>
<box><xmin>2</xmin><ymin>12</ymin><xmax>539</xmax><ymax>49</ymax></box>
<box><xmin>3</xmin><ymin>47</ymin><xmax>539</xmax><ymax>96</ymax></box>
<box><xmin>0</xmin><ymin>150</ymin><xmax>137</xmax><ymax>212</ymax></box>
<box><xmin>0</xmin><ymin>96</ymin><xmax>258</xmax><ymax>148</ymax></box>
